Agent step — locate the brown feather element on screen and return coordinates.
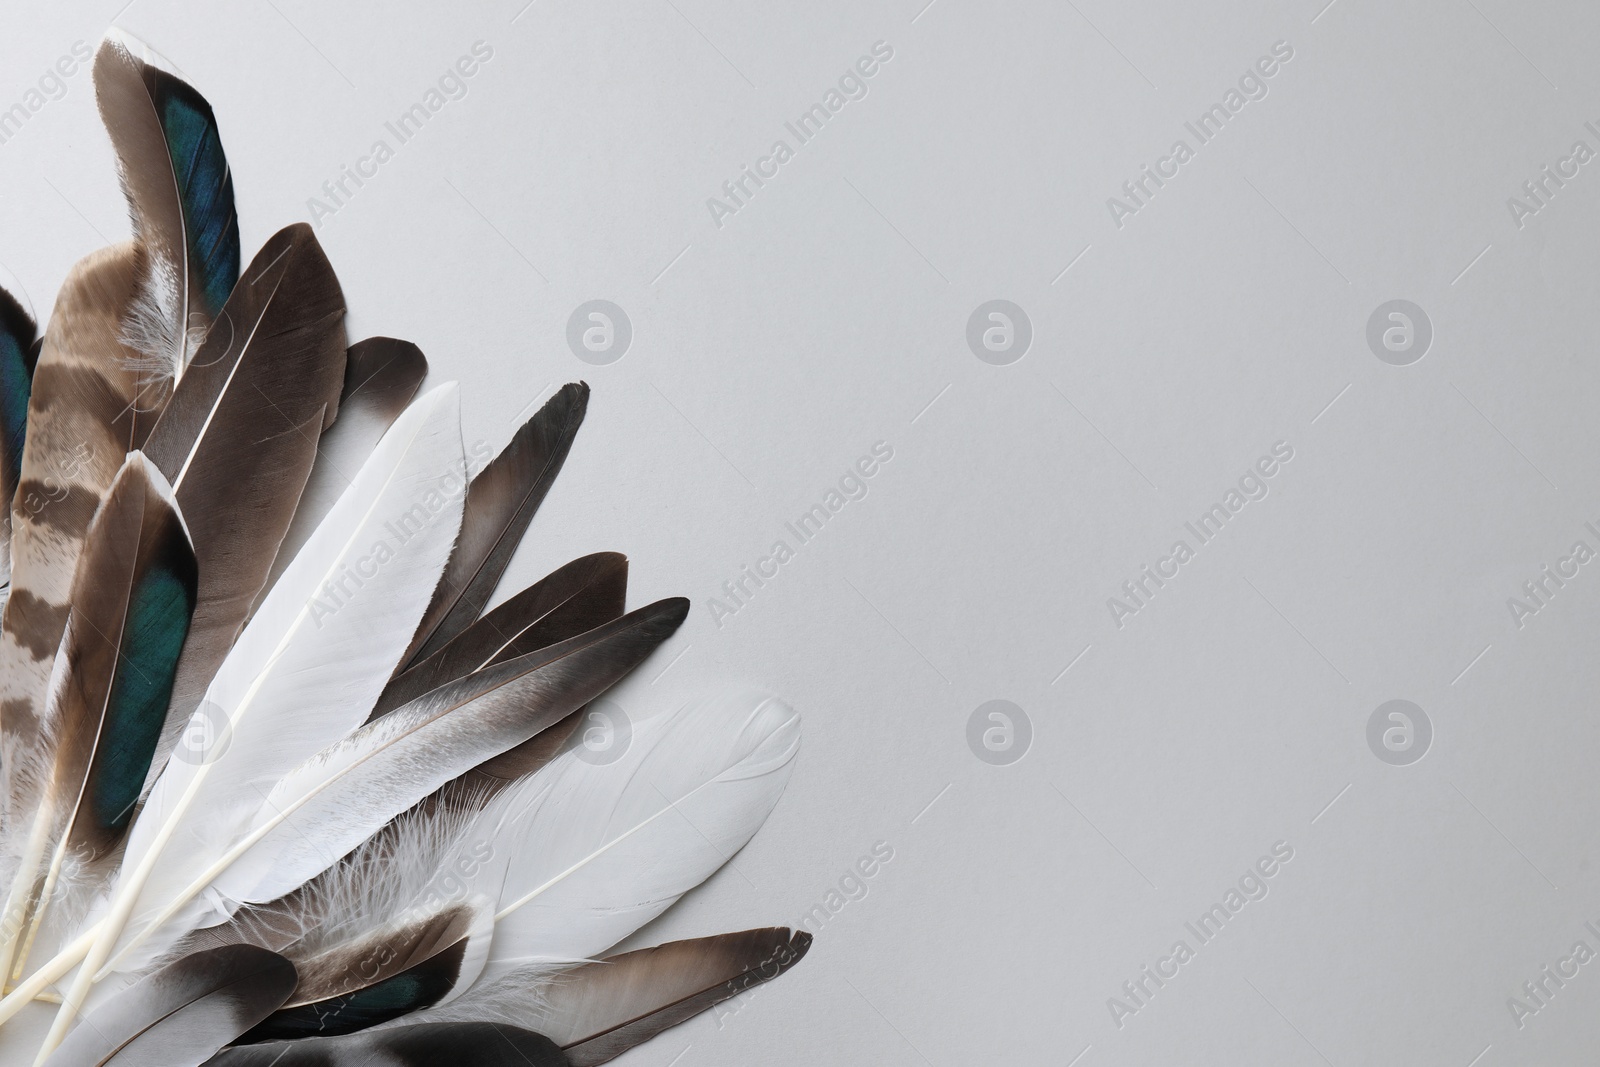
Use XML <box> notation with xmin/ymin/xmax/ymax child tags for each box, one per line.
<box><xmin>0</xmin><ymin>454</ymin><xmax>192</xmax><ymax>984</ymax></box>
<box><xmin>401</xmin><ymin>382</ymin><xmax>590</xmax><ymax>668</ymax></box>
<box><xmin>140</xmin><ymin>224</ymin><xmax>346</xmax><ymax>744</ymax></box>
<box><xmin>287</xmin><ymin>909</ymin><xmax>471</xmax><ymax>1005</ymax></box>
<box><xmin>0</xmin><ymin>242</ymin><xmax>166</xmax><ymax>815</ymax></box>
<box><xmin>546</xmin><ymin>929</ymin><xmax>812</xmax><ymax>1065</ymax></box>
<box><xmin>374</xmin><ymin>551</ymin><xmax>627</xmax><ymax>719</ymax></box>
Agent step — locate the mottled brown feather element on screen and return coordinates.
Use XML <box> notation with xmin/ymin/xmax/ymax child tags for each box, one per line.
<box><xmin>0</xmin><ymin>242</ymin><xmax>165</xmax><ymax>814</ymax></box>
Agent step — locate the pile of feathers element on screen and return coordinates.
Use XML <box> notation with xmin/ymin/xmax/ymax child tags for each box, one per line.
<box><xmin>0</xmin><ymin>30</ymin><xmax>807</xmax><ymax>1067</ymax></box>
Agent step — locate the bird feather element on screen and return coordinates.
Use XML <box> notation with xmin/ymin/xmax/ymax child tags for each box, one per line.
<box><xmin>415</xmin><ymin>928</ymin><xmax>811</xmax><ymax>1066</ymax></box>
<box><xmin>1</xmin><ymin>243</ymin><xmax>165</xmax><ymax>825</ymax></box>
<box><xmin>401</xmin><ymin>382</ymin><xmax>589</xmax><ymax>667</ymax></box>
<box><xmin>44</xmin><ymin>384</ymin><xmax>465</xmax><ymax>1044</ymax></box>
<box><xmin>201</xmin><ymin>1021</ymin><xmax>569</xmax><ymax>1067</ymax></box>
<box><xmin>0</xmin><ymin>286</ymin><xmax>40</xmax><ymax>601</ymax></box>
<box><xmin>93</xmin><ymin>31</ymin><xmax>239</xmax><ymax>380</ymax></box>
<box><xmin>373</xmin><ymin>551</ymin><xmax>627</xmax><ymax>720</ymax></box>
<box><xmin>0</xmin><ymin>453</ymin><xmax>195</xmax><ymax>984</ymax></box>
<box><xmin>482</xmin><ymin>691</ymin><xmax>800</xmax><ymax>979</ymax></box>
<box><xmin>40</xmin><ymin>945</ymin><xmax>293</xmax><ymax>1067</ymax></box>
<box><xmin>263</xmin><ymin>337</ymin><xmax>426</xmax><ymax>596</ymax></box>
<box><xmin>139</xmin><ymin>224</ymin><xmax>347</xmax><ymax>752</ymax></box>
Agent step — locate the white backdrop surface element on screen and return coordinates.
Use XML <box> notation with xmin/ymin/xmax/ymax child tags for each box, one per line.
<box><xmin>6</xmin><ymin>1</ymin><xmax>1600</xmax><ymax>1063</ymax></box>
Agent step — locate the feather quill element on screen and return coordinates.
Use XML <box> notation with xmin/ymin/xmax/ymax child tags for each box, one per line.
<box><xmin>401</xmin><ymin>382</ymin><xmax>589</xmax><ymax>667</ymax></box>
<box><xmin>139</xmin><ymin>223</ymin><xmax>346</xmax><ymax>750</ymax></box>
<box><xmin>42</xmin><ymin>384</ymin><xmax>464</xmax><ymax>1053</ymax></box>
<box><xmin>263</xmin><ymin>337</ymin><xmax>426</xmax><ymax>595</ymax></box>
<box><xmin>40</xmin><ymin>945</ymin><xmax>293</xmax><ymax>1067</ymax></box>
<box><xmin>94</xmin><ymin>31</ymin><xmax>239</xmax><ymax>380</ymax></box>
<box><xmin>0</xmin><ymin>454</ymin><xmax>195</xmax><ymax>984</ymax></box>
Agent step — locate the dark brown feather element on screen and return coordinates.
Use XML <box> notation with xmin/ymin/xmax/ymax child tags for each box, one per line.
<box><xmin>401</xmin><ymin>382</ymin><xmax>590</xmax><ymax>668</ymax></box>
<box><xmin>550</xmin><ymin>929</ymin><xmax>812</xmax><ymax>1065</ymax></box>
<box><xmin>203</xmin><ymin>1022</ymin><xmax>569</xmax><ymax>1067</ymax></box>
<box><xmin>43</xmin><ymin>945</ymin><xmax>295</xmax><ymax>1067</ymax></box>
<box><xmin>140</xmin><ymin>224</ymin><xmax>346</xmax><ymax>741</ymax></box>
<box><xmin>374</xmin><ymin>551</ymin><xmax>627</xmax><ymax>719</ymax></box>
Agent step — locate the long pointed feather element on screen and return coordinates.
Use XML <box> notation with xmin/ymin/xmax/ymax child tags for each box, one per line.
<box><xmin>1</xmin><ymin>244</ymin><xmax>165</xmax><ymax>822</ymax></box>
<box><xmin>94</xmin><ymin>32</ymin><xmax>239</xmax><ymax>379</ymax></box>
<box><xmin>40</xmin><ymin>946</ymin><xmax>293</xmax><ymax>1067</ymax></box>
<box><xmin>264</xmin><ymin>337</ymin><xmax>426</xmax><ymax>596</ymax></box>
<box><xmin>139</xmin><ymin>223</ymin><xmax>346</xmax><ymax>746</ymax></box>
<box><xmin>202</xmin><ymin>1022</ymin><xmax>569</xmax><ymax>1067</ymax></box>
<box><xmin>556</xmin><ymin>930</ymin><xmax>810</xmax><ymax>1065</ymax></box>
<box><xmin>402</xmin><ymin>382</ymin><xmax>589</xmax><ymax>667</ymax></box>
<box><xmin>85</xmin><ymin>604</ymin><xmax>685</xmax><ymax>1001</ymax></box>
<box><xmin>206</xmin><ymin>598</ymin><xmax>690</xmax><ymax>916</ymax></box>
<box><xmin>373</xmin><ymin>551</ymin><xmax>626</xmax><ymax>719</ymax></box>
<box><xmin>0</xmin><ymin>454</ymin><xmax>195</xmax><ymax>982</ymax></box>
<box><xmin>483</xmin><ymin>691</ymin><xmax>800</xmax><ymax>979</ymax></box>
<box><xmin>43</xmin><ymin>385</ymin><xmax>465</xmax><ymax>1050</ymax></box>
<box><xmin>419</xmin><ymin>929</ymin><xmax>811</xmax><ymax>1066</ymax></box>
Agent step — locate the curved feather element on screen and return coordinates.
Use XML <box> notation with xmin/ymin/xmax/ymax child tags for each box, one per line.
<box><xmin>139</xmin><ymin>224</ymin><xmax>347</xmax><ymax>751</ymax></box>
<box><xmin>206</xmin><ymin>597</ymin><xmax>690</xmax><ymax>914</ymax></box>
<box><xmin>402</xmin><ymin>381</ymin><xmax>589</xmax><ymax>667</ymax></box>
<box><xmin>40</xmin><ymin>946</ymin><xmax>293</xmax><ymax>1067</ymax></box>
<box><xmin>483</xmin><ymin>691</ymin><xmax>801</xmax><ymax>979</ymax></box>
<box><xmin>202</xmin><ymin>1022</ymin><xmax>569</xmax><ymax>1067</ymax></box>
<box><xmin>0</xmin><ymin>454</ymin><xmax>195</xmax><ymax>983</ymax></box>
<box><xmin>374</xmin><ymin>551</ymin><xmax>627</xmax><ymax>719</ymax></box>
<box><xmin>1</xmin><ymin>243</ymin><xmax>164</xmax><ymax>823</ymax></box>
<box><xmin>94</xmin><ymin>31</ymin><xmax>239</xmax><ymax>378</ymax></box>
<box><xmin>43</xmin><ymin>385</ymin><xmax>465</xmax><ymax>1050</ymax></box>
<box><xmin>417</xmin><ymin>929</ymin><xmax>811</xmax><ymax>1066</ymax></box>
<box><xmin>235</xmin><ymin>900</ymin><xmax>493</xmax><ymax>1042</ymax></box>
<box><xmin>264</xmin><ymin>337</ymin><xmax>427</xmax><ymax>596</ymax></box>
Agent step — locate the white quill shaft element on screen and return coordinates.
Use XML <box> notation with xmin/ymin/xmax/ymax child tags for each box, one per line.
<box><xmin>483</xmin><ymin>691</ymin><xmax>800</xmax><ymax>980</ymax></box>
<box><xmin>40</xmin><ymin>384</ymin><xmax>465</xmax><ymax>1057</ymax></box>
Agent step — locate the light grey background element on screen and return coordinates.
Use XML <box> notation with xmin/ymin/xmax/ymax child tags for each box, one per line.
<box><xmin>5</xmin><ymin>0</ymin><xmax>1600</xmax><ymax>1063</ymax></box>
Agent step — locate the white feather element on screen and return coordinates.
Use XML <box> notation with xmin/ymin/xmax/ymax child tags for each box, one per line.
<box><xmin>46</xmin><ymin>383</ymin><xmax>465</xmax><ymax>1043</ymax></box>
<box><xmin>482</xmin><ymin>690</ymin><xmax>800</xmax><ymax>981</ymax></box>
<box><xmin>199</xmin><ymin>599</ymin><xmax>685</xmax><ymax>913</ymax></box>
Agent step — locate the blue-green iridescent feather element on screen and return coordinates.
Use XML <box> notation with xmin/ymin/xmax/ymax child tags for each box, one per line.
<box><xmin>146</xmin><ymin>69</ymin><xmax>239</xmax><ymax>318</ymax></box>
